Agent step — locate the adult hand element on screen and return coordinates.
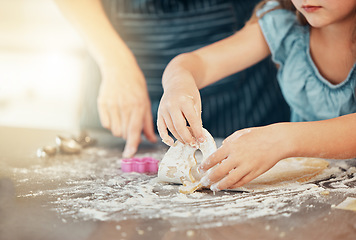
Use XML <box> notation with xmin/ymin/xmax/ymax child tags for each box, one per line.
<box><xmin>97</xmin><ymin>62</ymin><xmax>157</xmax><ymax>158</ymax></box>
<box><xmin>199</xmin><ymin>124</ymin><xmax>292</xmax><ymax>191</ymax></box>
<box><xmin>157</xmin><ymin>71</ymin><xmax>205</xmax><ymax>147</ymax></box>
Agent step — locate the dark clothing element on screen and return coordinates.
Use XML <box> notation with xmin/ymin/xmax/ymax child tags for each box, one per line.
<box><xmin>81</xmin><ymin>0</ymin><xmax>290</xmax><ymax>138</ymax></box>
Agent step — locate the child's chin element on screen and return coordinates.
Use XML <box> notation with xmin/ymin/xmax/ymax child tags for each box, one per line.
<box><xmin>303</xmin><ymin>15</ymin><xmax>332</xmax><ymax>28</ymax></box>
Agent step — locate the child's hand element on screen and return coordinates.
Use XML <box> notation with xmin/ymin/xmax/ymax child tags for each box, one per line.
<box><xmin>157</xmin><ymin>73</ymin><xmax>205</xmax><ymax>147</ymax></box>
<box><xmin>199</xmin><ymin>124</ymin><xmax>291</xmax><ymax>191</ymax></box>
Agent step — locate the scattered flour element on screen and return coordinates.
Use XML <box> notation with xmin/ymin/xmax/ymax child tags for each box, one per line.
<box><xmin>8</xmin><ymin>147</ymin><xmax>356</xmax><ymax>230</ymax></box>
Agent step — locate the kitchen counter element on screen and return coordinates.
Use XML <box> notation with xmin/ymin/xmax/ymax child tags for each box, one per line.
<box><xmin>0</xmin><ymin>126</ymin><xmax>355</xmax><ymax>240</ymax></box>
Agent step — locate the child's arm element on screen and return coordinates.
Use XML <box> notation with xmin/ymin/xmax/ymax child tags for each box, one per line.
<box><xmin>199</xmin><ymin>113</ymin><xmax>356</xmax><ymax>191</ymax></box>
<box><xmin>286</xmin><ymin>113</ymin><xmax>356</xmax><ymax>159</ymax></box>
<box><xmin>158</xmin><ymin>21</ymin><xmax>271</xmax><ymax>145</ymax></box>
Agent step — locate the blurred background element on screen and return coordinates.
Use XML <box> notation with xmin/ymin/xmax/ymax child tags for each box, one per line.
<box><xmin>0</xmin><ymin>0</ymin><xmax>87</xmax><ymax>130</ymax></box>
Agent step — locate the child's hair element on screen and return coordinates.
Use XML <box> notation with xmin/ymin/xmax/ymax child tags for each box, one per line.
<box><xmin>248</xmin><ymin>0</ymin><xmax>356</xmax><ymax>59</ymax></box>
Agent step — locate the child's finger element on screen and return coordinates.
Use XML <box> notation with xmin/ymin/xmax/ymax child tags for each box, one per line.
<box><xmin>163</xmin><ymin>113</ymin><xmax>184</xmax><ymax>144</ymax></box>
<box><xmin>222</xmin><ymin>128</ymin><xmax>251</xmax><ymax>145</ymax></box>
<box><xmin>170</xmin><ymin>110</ymin><xmax>197</xmax><ymax>146</ymax></box>
<box><xmin>229</xmin><ymin>164</ymin><xmax>274</xmax><ymax>189</ymax></box>
<box><xmin>211</xmin><ymin>166</ymin><xmax>251</xmax><ymax>191</ymax></box>
<box><xmin>181</xmin><ymin>103</ymin><xmax>204</xmax><ymax>142</ymax></box>
<box><xmin>199</xmin><ymin>145</ymin><xmax>229</xmax><ymax>172</ymax></box>
<box><xmin>227</xmin><ymin>171</ymin><xmax>257</xmax><ymax>189</ymax></box>
<box><xmin>157</xmin><ymin>115</ymin><xmax>174</xmax><ymax>146</ymax></box>
<box><xmin>201</xmin><ymin>155</ymin><xmax>239</xmax><ymax>185</ymax></box>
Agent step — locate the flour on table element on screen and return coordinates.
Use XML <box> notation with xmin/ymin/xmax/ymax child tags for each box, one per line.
<box><xmin>8</xmin><ymin>146</ymin><xmax>356</xmax><ymax>230</ymax></box>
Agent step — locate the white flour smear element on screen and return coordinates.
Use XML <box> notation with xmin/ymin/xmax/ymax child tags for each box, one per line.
<box><xmin>11</xmin><ymin>147</ymin><xmax>356</xmax><ymax>230</ymax></box>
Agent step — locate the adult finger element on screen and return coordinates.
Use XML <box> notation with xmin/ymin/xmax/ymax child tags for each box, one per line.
<box><xmin>120</xmin><ymin>103</ymin><xmax>131</xmax><ymax>140</ymax></box>
<box><xmin>157</xmin><ymin>115</ymin><xmax>174</xmax><ymax>146</ymax></box>
<box><xmin>109</xmin><ymin>105</ymin><xmax>122</xmax><ymax>137</ymax></box>
<box><xmin>97</xmin><ymin>101</ymin><xmax>111</xmax><ymax>130</ymax></box>
<box><xmin>122</xmin><ymin>108</ymin><xmax>144</xmax><ymax>158</ymax></box>
<box><xmin>143</xmin><ymin>109</ymin><xmax>157</xmax><ymax>143</ymax></box>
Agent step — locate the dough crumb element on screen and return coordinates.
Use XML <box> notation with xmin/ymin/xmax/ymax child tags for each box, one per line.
<box><xmin>332</xmin><ymin>197</ymin><xmax>356</xmax><ymax>212</ymax></box>
<box><xmin>186</xmin><ymin>230</ymin><xmax>195</xmax><ymax>237</ymax></box>
<box><xmin>320</xmin><ymin>190</ymin><xmax>330</xmax><ymax>196</ymax></box>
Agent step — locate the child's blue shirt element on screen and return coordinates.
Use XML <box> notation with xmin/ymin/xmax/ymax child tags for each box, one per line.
<box><xmin>258</xmin><ymin>1</ymin><xmax>356</xmax><ymax>122</ymax></box>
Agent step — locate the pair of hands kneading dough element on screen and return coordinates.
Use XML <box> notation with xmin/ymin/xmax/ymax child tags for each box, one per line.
<box><xmin>158</xmin><ymin>128</ymin><xmax>217</xmax><ymax>193</ymax></box>
<box><xmin>157</xmin><ymin>128</ymin><xmax>329</xmax><ymax>194</ymax></box>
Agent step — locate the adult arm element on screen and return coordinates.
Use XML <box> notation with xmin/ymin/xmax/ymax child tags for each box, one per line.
<box><xmin>54</xmin><ymin>0</ymin><xmax>157</xmax><ymax>157</ymax></box>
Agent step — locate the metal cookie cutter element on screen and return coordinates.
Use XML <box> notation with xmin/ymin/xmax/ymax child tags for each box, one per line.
<box><xmin>37</xmin><ymin>131</ymin><xmax>97</xmax><ymax>158</ymax></box>
<box><xmin>36</xmin><ymin>146</ymin><xmax>57</xmax><ymax>158</ymax></box>
<box><xmin>121</xmin><ymin>157</ymin><xmax>159</xmax><ymax>174</ymax></box>
<box><xmin>56</xmin><ymin>136</ymin><xmax>82</xmax><ymax>154</ymax></box>
<box><xmin>73</xmin><ymin>131</ymin><xmax>97</xmax><ymax>148</ymax></box>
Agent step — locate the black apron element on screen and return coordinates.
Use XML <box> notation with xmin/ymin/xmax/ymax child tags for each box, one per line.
<box><xmin>81</xmin><ymin>0</ymin><xmax>290</xmax><ymax>138</ymax></box>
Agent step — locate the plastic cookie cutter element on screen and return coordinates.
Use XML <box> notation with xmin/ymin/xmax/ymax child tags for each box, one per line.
<box><xmin>121</xmin><ymin>157</ymin><xmax>159</xmax><ymax>174</ymax></box>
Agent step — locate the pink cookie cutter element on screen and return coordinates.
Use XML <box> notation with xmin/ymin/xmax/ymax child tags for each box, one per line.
<box><xmin>121</xmin><ymin>157</ymin><xmax>159</xmax><ymax>173</ymax></box>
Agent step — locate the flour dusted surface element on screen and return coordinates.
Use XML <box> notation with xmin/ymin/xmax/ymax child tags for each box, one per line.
<box><xmin>10</xmin><ymin>146</ymin><xmax>356</xmax><ymax>230</ymax></box>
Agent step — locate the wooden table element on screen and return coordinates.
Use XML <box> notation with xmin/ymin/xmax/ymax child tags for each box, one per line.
<box><xmin>0</xmin><ymin>126</ymin><xmax>355</xmax><ymax>240</ymax></box>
